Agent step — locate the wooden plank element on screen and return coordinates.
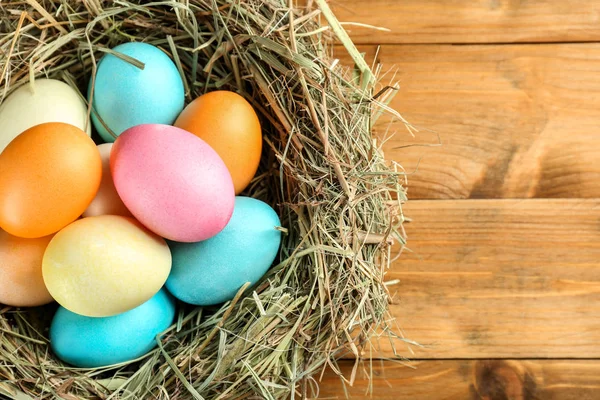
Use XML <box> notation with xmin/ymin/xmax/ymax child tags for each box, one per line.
<box><xmin>318</xmin><ymin>359</ymin><xmax>600</xmax><ymax>399</ymax></box>
<box><xmin>337</xmin><ymin>43</ymin><xmax>600</xmax><ymax>199</ymax></box>
<box><xmin>376</xmin><ymin>199</ymin><xmax>600</xmax><ymax>358</ymax></box>
<box><xmin>332</xmin><ymin>0</ymin><xmax>600</xmax><ymax>44</ymax></box>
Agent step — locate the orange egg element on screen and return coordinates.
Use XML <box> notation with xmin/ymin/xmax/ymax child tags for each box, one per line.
<box><xmin>0</xmin><ymin>229</ymin><xmax>54</xmax><ymax>307</ymax></box>
<box><xmin>0</xmin><ymin>122</ymin><xmax>102</xmax><ymax>238</ymax></box>
<box><xmin>175</xmin><ymin>91</ymin><xmax>262</xmax><ymax>194</ymax></box>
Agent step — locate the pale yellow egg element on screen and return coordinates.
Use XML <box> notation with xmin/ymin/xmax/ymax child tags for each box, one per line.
<box><xmin>42</xmin><ymin>215</ymin><xmax>171</xmax><ymax>317</ymax></box>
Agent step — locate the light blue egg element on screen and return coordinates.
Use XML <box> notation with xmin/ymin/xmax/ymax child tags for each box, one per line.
<box><xmin>166</xmin><ymin>197</ymin><xmax>282</xmax><ymax>306</ymax></box>
<box><xmin>50</xmin><ymin>288</ymin><xmax>175</xmax><ymax>368</ymax></box>
<box><xmin>88</xmin><ymin>42</ymin><xmax>185</xmax><ymax>142</ymax></box>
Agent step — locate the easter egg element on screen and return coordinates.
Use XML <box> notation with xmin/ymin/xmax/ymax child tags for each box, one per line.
<box><xmin>89</xmin><ymin>42</ymin><xmax>185</xmax><ymax>142</ymax></box>
<box><xmin>0</xmin><ymin>78</ymin><xmax>91</xmax><ymax>154</ymax></box>
<box><xmin>111</xmin><ymin>124</ymin><xmax>235</xmax><ymax>242</ymax></box>
<box><xmin>50</xmin><ymin>288</ymin><xmax>175</xmax><ymax>368</ymax></box>
<box><xmin>42</xmin><ymin>215</ymin><xmax>171</xmax><ymax>317</ymax></box>
<box><xmin>0</xmin><ymin>229</ymin><xmax>54</xmax><ymax>307</ymax></box>
<box><xmin>83</xmin><ymin>143</ymin><xmax>132</xmax><ymax>218</ymax></box>
<box><xmin>0</xmin><ymin>122</ymin><xmax>102</xmax><ymax>238</ymax></box>
<box><xmin>174</xmin><ymin>91</ymin><xmax>262</xmax><ymax>194</ymax></box>
<box><xmin>166</xmin><ymin>197</ymin><xmax>281</xmax><ymax>306</ymax></box>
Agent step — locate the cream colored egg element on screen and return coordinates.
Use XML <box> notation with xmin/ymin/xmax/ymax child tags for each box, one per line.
<box><xmin>0</xmin><ymin>79</ymin><xmax>91</xmax><ymax>153</ymax></box>
<box><xmin>42</xmin><ymin>215</ymin><xmax>171</xmax><ymax>317</ymax></box>
<box><xmin>82</xmin><ymin>143</ymin><xmax>132</xmax><ymax>218</ymax></box>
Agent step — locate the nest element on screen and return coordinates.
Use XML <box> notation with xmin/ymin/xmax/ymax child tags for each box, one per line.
<box><xmin>0</xmin><ymin>0</ymin><xmax>408</xmax><ymax>398</ymax></box>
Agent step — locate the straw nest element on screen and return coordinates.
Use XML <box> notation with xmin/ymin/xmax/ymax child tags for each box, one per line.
<box><xmin>0</xmin><ymin>0</ymin><xmax>408</xmax><ymax>398</ymax></box>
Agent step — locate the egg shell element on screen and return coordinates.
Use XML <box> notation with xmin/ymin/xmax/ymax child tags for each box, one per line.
<box><xmin>50</xmin><ymin>288</ymin><xmax>175</xmax><ymax>368</ymax></box>
<box><xmin>0</xmin><ymin>229</ymin><xmax>54</xmax><ymax>307</ymax></box>
<box><xmin>82</xmin><ymin>143</ymin><xmax>132</xmax><ymax>218</ymax></box>
<box><xmin>175</xmin><ymin>91</ymin><xmax>262</xmax><ymax>194</ymax></box>
<box><xmin>0</xmin><ymin>122</ymin><xmax>102</xmax><ymax>238</ymax></box>
<box><xmin>89</xmin><ymin>42</ymin><xmax>185</xmax><ymax>142</ymax></box>
<box><xmin>0</xmin><ymin>79</ymin><xmax>91</xmax><ymax>154</ymax></box>
<box><xmin>42</xmin><ymin>215</ymin><xmax>171</xmax><ymax>317</ymax></box>
<box><xmin>111</xmin><ymin>124</ymin><xmax>235</xmax><ymax>242</ymax></box>
<box><xmin>166</xmin><ymin>196</ymin><xmax>281</xmax><ymax>306</ymax></box>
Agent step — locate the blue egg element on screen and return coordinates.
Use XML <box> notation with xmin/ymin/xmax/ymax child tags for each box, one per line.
<box><xmin>50</xmin><ymin>288</ymin><xmax>175</xmax><ymax>368</ymax></box>
<box><xmin>88</xmin><ymin>42</ymin><xmax>185</xmax><ymax>142</ymax></box>
<box><xmin>166</xmin><ymin>197</ymin><xmax>282</xmax><ymax>306</ymax></box>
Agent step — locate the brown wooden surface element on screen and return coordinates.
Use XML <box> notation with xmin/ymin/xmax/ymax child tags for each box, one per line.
<box><xmin>321</xmin><ymin>0</ymin><xmax>600</xmax><ymax>398</ymax></box>
<box><xmin>339</xmin><ymin>43</ymin><xmax>600</xmax><ymax>200</ymax></box>
<box><xmin>319</xmin><ymin>360</ymin><xmax>600</xmax><ymax>399</ymax></box>
<box><xmin>332</xmin><ymin>0</ymin><xmax>600</xmax><ymax>44</ymax></box>
<box><xmin>382</xmin><ymin>199</ymin><xmax>600</xmax><ymax>358</ymax></box>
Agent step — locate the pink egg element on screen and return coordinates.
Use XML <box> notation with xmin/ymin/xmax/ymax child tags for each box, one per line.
<box><xmin>110</xmin><ymin>124</ymin><xmax>235</xmax><ymax>242</ymax></box>
<box><xmin>83</xmin><ymin>143</ymin><xmax>132</xmax><ymax>218</ymax></box>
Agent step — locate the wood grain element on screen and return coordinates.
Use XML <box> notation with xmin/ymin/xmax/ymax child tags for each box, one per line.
<box><xmin>373</xmin><ymin>199</ymin><xmax>600</xmax><ymax>358</ymax></box>
<box><xmin>318</xmin><ymin>359</ymin><xmax>600</xmax><ymax>399</ymax></box>
<box><xmin>331</xmin><ymin>0</ymin><xmax>600</xmax><ymax>44</ymax></box>
<box><xmin>337</xmin><ymin>43</ymin><xmax>600</xmax><ymax>199</ymax></box>
<box><xmin>322</xmin><ymin>1</ymin><xmax>600</xmax><ymax>398</ymax></box>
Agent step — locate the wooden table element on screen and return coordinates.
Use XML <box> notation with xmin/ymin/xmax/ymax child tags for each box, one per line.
<box><xmin>319</xmin><ymin>1</ymin><xmax>600</xmax><ymax>398</ymax></box>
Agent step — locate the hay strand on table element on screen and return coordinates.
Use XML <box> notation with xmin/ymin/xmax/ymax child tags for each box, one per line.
<box><xmin>0</xmin><ymin>0</ymin><xmax>408</xmax><ymax>398</ymax></box>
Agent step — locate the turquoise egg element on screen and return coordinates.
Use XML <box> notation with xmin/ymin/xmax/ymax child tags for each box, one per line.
<box><xmin>50</xmin><ymin>288</ymin><xmax>175</xmax><ymax>368</ymax></box>
<box><xmin>88</xmin><ymin>42</ymin><xmax>185</xmax><ymax>142</ymax></box>
<box><xmin>166</xmin><ymin>197</ymin><xmax>282</xmax><ymax>306</ymax></box>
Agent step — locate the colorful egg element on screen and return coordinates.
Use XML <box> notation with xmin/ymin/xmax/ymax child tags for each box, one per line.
<box><xmin>42</xmin><ymin>215</ymin><xmax>171</xmax><ymax>317</ymax></box>
<box><xmin>166</xmin><ymin>197</ymin><xmax>281</xmax><ymax>306</ymax></box>
<box><xmin>0</xmin><ymin>78</ymin><xmax>91</xmax><ymax>154</ymax></box>
<box><xmin>0</xmin><ymin>229</ymin><xmax>54</xmax><ymax>307</ymax></box>
<box><xmin>0</xmin><ymin>122</ymin><xmax>101</xmax><ymax>238</ymax></box>
<box><xmin>111</xmin><ymin>124</ymin><xmax>235</xmax><ymax>242</ymax></box>
<box><xmin>83</xmin><ymin>143</ymin><xmax>131</xmax><ymax>218</ymax></box>
<box><xmin>50</xmin><ymin>288</ymin><xmax>175</xmax><ymax>368</ymax></box>
<box><xmin>175</xmin><ymin>91</ymin><xmax>262</xmax><ymax>194</ymax></box>
<box><xmin>89</xmin><ymin>42</ymin><xmax>185</xmax><ymax>142</ymax></box>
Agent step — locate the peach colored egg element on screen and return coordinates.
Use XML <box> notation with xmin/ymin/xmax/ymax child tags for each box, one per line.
<box><xmin>0</xmin><ymin>229</ymin><xmax>54</xmax><ymax>307</ymax></box>
<box><xmin>174</xmin><ymin>91</ymin><xmax>262</xmax><ymax>194</ymax></box>
<box><xmin>83</xmin><ymin>143</ymin><xmax>132</xmax><ymax>218</ymax></box>
<box><xmin>0</xmin><ymin>122</ymin><xmax>102</xmax><ymax>238</ymax></box>
<box><xmin>111</xmin><ymin>124</ymin><xmax>235</xmax><ymax>242</ymax></box>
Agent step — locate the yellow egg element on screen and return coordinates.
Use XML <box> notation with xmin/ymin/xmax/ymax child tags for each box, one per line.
<box><xmin>0</xmin><ymin>229</ymin><xmax>54</xmax><ymax>307</ymax></box>
<box><xmin>42</xmin><ymin>215</ymin><xmax>171</xmax><ymax>317</ymax></box>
